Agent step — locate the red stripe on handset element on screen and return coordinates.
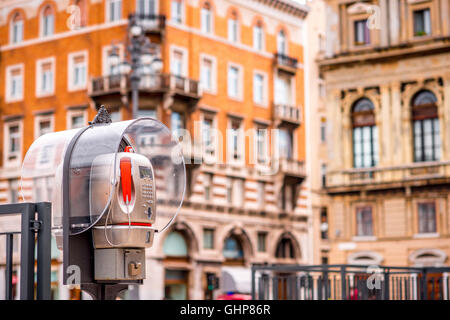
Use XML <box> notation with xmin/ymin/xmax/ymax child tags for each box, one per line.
<box><xmin>120</xmin><ymin>157</ymin><xmax>132</xmax><ymax>204</ymax></box>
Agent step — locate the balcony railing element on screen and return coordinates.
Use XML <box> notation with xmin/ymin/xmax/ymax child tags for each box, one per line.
<box><xmin>273</xmin><ymin>104</ymin><xmax>302</xmax><ymax>126</ymax></box>
<box><xmin>274</xmin><ymin>53</ymin><xmax>298</xmax><ymax>71</ymax></box>
<box><xmin>279</xmin><ymin>157</ymin><xmax>306</xmax><ymax>178</ymax></box>
<box><xmin>327</xmin><ymin>161</ymin><xmax>450</xmax><ymax>190</ymax></box>
<box><xmin>89</xmin><ymin>74</ymin><xmax>201</xmax><ymax>98</ymax></box>
<box><xmin>129</xmin><ymin>13</ymin><xmax>165</xmax><ymax>33</ymax></box>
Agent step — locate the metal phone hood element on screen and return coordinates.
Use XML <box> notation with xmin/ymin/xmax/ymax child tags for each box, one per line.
<box><xmin>21</xmin><ymin>117</ymin><xmax>186</xmax><ymax>250</ymax></box>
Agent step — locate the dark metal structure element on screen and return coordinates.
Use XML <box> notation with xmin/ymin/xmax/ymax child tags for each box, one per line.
<box><xmin>1</xmin><ymin>202</ymin><xmax>51</xmax><ymax>300</ymax></box>
<box><xmin>252</xmin><ymin>264</ymin><xmax>450</xmax><ymax>300</ymax></box>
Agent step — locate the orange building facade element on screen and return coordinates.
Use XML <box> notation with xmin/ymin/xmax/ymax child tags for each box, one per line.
<box><xmin>0</xmin><ymin>0</ymin><xmax>310</xmax><ymax>300</ymax></box>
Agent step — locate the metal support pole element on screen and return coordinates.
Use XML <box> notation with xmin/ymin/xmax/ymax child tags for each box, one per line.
<box><xmin>20</xmin><ymin>203</ymin><xmax>36</xmax><ymax>300</ymax></box>
<box><xmin>5</xmin><ymin>233</ymin><xmax>13</xmax><ymax>300</ymax></box>
<box><xmin>36</xmin><ymin>202</ymin><xmax>51</xmax><ymax>300</ymax></box>
<box><xmin>384</xmin><ymin>271</ymin><xmax>390</xmax><ymax>300</ymax></box>
<box><xmin>340</xmin><ymin>266</ymin><xmax>346</xmax><ymax>300</ymax></box>
<box><xmin>251</xmin><ymin>267</ymin><xmax>256</xmax><ymax>300</ymax></box>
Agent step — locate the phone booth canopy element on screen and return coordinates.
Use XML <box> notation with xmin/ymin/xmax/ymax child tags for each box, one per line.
<box><xmin>21</xmin><ymin>116</ymin><xmax>186</xmax><ymax>284</ymax></box>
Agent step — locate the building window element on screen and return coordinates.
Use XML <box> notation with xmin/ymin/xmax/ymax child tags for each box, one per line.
<box><xmin>68</xmin><ymin>51</ymin><xmax>87</xmax><ymax>91</ymax></box>
<box><xmin>137</xmin><ymin>0</ymin><xmax>156</xmax><ymax>15</ymax></box>
<box><xmin>35</xmin><ymin>115</ymin><xmax>54</xmax><ymax>139</ymax></box>
<box><xmin>352</xmin><ymin>98</ymin><xmax>378</xmax><ymax>168</ymax></box>
<box><xmin>201</xmin><ymin>2</ymin><xmax>212</xmax><ymax>33</ymax></box>
<box><xmin>257</xmin><ymin>232</ymin><xmax>267</xmax><ymax>252</ymax></box>
<box><xmin>163</xmin><ymin>231</ymin><xmax>188</xmax><ymax>257</ymax></box>
<box><xmin>275</xmin><ymin>71</ymin><xmax>292</xmax><ymax>105</ymax></box>
<box><xmin>10</xmin><ymin>12</ymin><xmax>23</xmax><ymax>44</ymax></box>
<box><xmin>223</xmin><ymin>235</ymin><xmax>243</xmax><ymax>260</ymax></box>
<box><xmin>203</xmin><ymin>228</ymin><xmax>214</xmax><ymax>249</ymax></box>
<box><xmin>204</xmin><ymin>173</ymin><xmax>212</xmax><ymax>201</ymax></box>
<box><xmin>321</xmin><ymin>164</ymin><xmax>327</xmax><ymax>188</ymax></box>
<box><xmin>413</xmin><ymin>9</ymin><xmax>431</xmax><ymax>37</ymax></box>
<box><xmin>275</xmin><ymin>236</ymin><xmax>295</xmax><ymax>259</ymax></box>
<box><xmin>107</xmin><ymin>0</ymin><xmax>122</xmax><ymax>22</ymax></box>
<box><xmin>8</xmin><ymin>179</ymin><xmax>19</xmax><ymax>203</ymax></box>
<box><xmin>320</xmin><ymin>207</ymin><xmax>328</xmax><ymax>240</ymax></box>
<box><xmin>200</xmin><ymin>56</ymin><xmax>215</xmax><ymax>93</ymax></box>
<box><xmin>41</xmin><ymin>5</ymin><xmax>54</xmax><ymax>37</ymax></box>
<box><xmin>37</xmin><ymin>58</ymin><xmax>55</xmax><ymax>96</ymax></box>
<box><xmin>228</xmin><ymin>11</ymin><xmax>239</xmax><ymax>43</ymax></box>
<box><xmin>253</xmin><ymin>21</ymin><xmax>264</xmax><ymax>51</ymax></box>
<box><xmin>253</xmin><ymin>72</ymin><xmax>265</xmax><ymax>105</ymax></box>
<box><xmin>232</xmin><ymin>178</ymin><xmax>244</xmax><ymax>207</ymax></box>
<box><xmin>412</xmin><ymin>90</ymin><xmax>440</xmax><ymax>162</ymax></box>
<box><xmin>6</xmin><ymin>65</ymin><xmax>23</xmax><ymax>102</ymax></box>
<box><xmin>354</xmin><ymin>19</ymin><xmax>370</xmax><ymax>46</ymax></box>
<box><xmin>228</xmin><ymin>118</ymin><xmax>243</xmax><ymax>162</ymax></box>
<box><xmin>171</xmin><ymin>0</ymin><xmax>183</xmax><ymax>24</ymax></box>
<box><xmin>418</xmin><ymin>202</ymin><xmax>436</xmax><ymax>234</ymax></box>
<box><xmin>202</xmin><ymin>115</ymin><xmax>215</xmax><ymax>158</ymax></box>
<box><xmin>278</xmin><ymin>128</ymin><xmax>293</xmax><ymax>159</ymax></box>
<box><xmin>171</xmin><ymin>111</ymin><xmax>185</xmax><ymax>132</ymax></box>
<box><xmin>138</xmin><ymin>109</ymin><xmax>156</xmax><ymax>119</ymax></box>
<box><xmin>171</xmin><ymin>48</ymin><xmax>184</xmax><ymax>76</ymax></box>
<box><xmin>320</xmin><ymin>118</ymin><xmax>327</xmax><ymax>143</ymax></box>
<box><xmin>4</xmin><ymin>122</ymin><xmax>22</xmax><ymax>166</ymax></box>
<box><xmin>68</xmin><ymin>111</ymin><xmax>86</xmax><ymax>129</ymax></box>
<box><xmin>227</xmin><ymin>65</ymin><xmax>241</xmax><ymax>99</ymax></box>
<box><xmin>257</xmin><ymin>181</ymin><xmax>265</xmax><ymax>209</ymax></box>
<box><xmin>356</xmin><ymin>206</ymin><xmax>373</xmax><ymax>236</ymax></box>
<box><xmin>256</xmin><ymin>127</ymin><xmax>268</xmax><ymax>165</ymax></box>
<box><xmin>277</xmin><ymin>29</ymin><xmax>287</xmax><ymax>55</ymax></box>
<box><xmin>281</xmin><ymin>184</ymin><xmax>295</xmax><ymax>212</ymax></box>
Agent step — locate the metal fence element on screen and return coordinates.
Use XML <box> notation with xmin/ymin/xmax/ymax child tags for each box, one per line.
<box><xmin>0</xmin><ymin>203</ymin><xmax>51</xmax><ymax>300</ymax></box>
<box><xmin>251</xmin><ymin>264</ymin><xmax>450</xmax><ymax>300</ymax></box>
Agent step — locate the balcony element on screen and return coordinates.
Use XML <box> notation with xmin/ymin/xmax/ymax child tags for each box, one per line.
<box><xmin>273</xmin><ymin>104</ymin><xmax>302</xmax><ymax>127</ymax></box>
<box><xmin>89</xmin><ymin>73</ymin><xmax>201</xmax><ymax>109</ymax></box>
<box><xmin>129</xmin><ymin>13</ymin><xmax>165</xmax><ymax>34</ymax></box>
<box><xmin>326</xmin><ymin>161</ymin><xmax>450</xmax><ymax>193</ymax></box>
<box><xmin>274</xmin><ymin>53</ymin><xmax>298</xmax><ymax>74</ymax></box>
<box><xmin>279</xmin><ymin>158</ymin><xmax>306</xmax><ymax>181</ymax></box>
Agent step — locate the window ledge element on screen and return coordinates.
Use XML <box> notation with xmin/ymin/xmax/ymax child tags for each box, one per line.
<box><xmin>352</xmin><ymin>236</ymin><xmax>377</xmax><ymax>242</ymax></box>
<box><xmin>413</xmin><ymin>232</ymin><xmax>439</xmax><ymax>239</ymax></box>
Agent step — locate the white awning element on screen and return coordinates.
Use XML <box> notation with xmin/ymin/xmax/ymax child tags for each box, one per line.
<box><xmin>221</xmin><ymin>267</ymin><xmax>252</xmax><ymax>294</ymax></box>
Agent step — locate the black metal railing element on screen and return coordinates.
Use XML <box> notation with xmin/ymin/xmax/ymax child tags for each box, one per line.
<box><xmin>274</xmin><ymin>53</ymin><xmax>298</xmax><ymax>70</ymax></box>
<box><xmin>1</xmin><ymin>203</ymin><xmax>51</xmax><ymax>300</ymax></box>
<box><xmin>252</xmin><ymin>264</ymin><xmax>450</xmax><ymax>300</ymax></box>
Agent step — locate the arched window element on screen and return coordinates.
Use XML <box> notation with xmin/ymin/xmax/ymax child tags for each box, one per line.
<box><xmin>223</xmin><ymin>235</ymin><xmax>243</xmax><ymax>260</ymax></box>
<box><xmin>352</xmin><ymin>98</ymin><xmax>378</xmax><ymax>168</ymax></box>
<box><xmin>201</xmin><ymin>2</ymin><xmax>212</xmax><ymax>34</ymax></box>
<box><xmin>277</xmin><ymin>29</ymin><xmax>287</xmax><ymax>55</ymax></box>
<box><xmin>10</xmin><ymin>12</ymin><xmax>24</xmax><ymax>44</ymax></box>
<box><xmin>41</xmin><ymin>5</ymin><xmax>54</xmax><ymax>37</ymax></box>
<box><xmin>228</xmin><ymin>11</ymin><xmax>239</xmax><ymax>43</ymax></box>
<box><xmin>253</xmin><ymin>20</ymin><xmax>264</xmax><ymax>51</ymax></box>
<box><xmin>275</xmin><ymin>236</ymin><xmax>295</xmax><ymax>259</ymax></box>
<box><xmin>411</xmin><ymin>90</ymin><xmax>440</xmax><ymax>162</ymax></box>
<box><xmin>163</xmin><ymin>231</ymin><xmax>188</xmax><ymax>257</ymax></box>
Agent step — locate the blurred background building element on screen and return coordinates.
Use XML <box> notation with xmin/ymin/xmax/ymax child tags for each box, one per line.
<box><xmin>313</xmin><ymin>0</ymin><xmax>450</xmax><ymax>269</ymax></box>
<box><xmin>0</xmin><ymin>0</ymin><xmax>311</xmax><ymax>299</ymax></box>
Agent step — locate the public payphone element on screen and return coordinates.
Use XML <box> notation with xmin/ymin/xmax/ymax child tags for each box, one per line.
<box><xmin>20</xmin><ymin>108</ymin><xmax>186</xmax><ymax>291</ymax></box>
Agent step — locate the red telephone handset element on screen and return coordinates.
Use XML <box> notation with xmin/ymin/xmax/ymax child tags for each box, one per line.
<box><xmin>120</xmin><ymin>157</ymin><xmax>132</xmax><ymax>204</ymax></box>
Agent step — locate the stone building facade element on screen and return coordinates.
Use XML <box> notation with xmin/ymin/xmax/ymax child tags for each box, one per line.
<box><xmin>317</xmin><ymin>0</ymin><xmax>450</xmax><ymax>268</ymax></box>
<box><xmin>0</xmin><ymin>0</ymin><xmax>311</xmax><ymax>299</ymax></box>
